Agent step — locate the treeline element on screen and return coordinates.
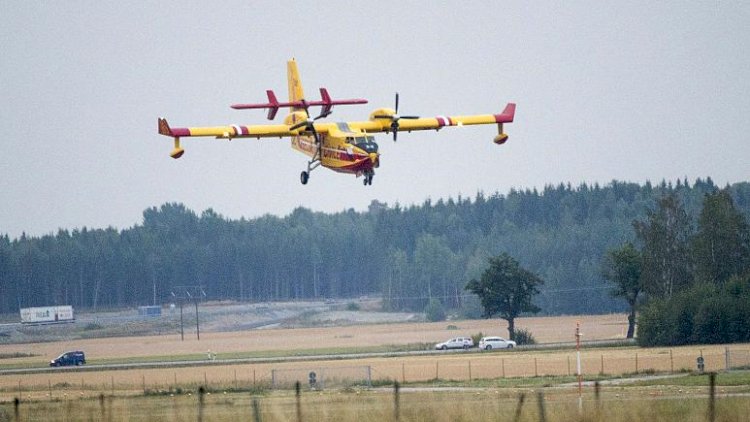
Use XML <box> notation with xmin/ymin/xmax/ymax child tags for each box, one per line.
<box><xmin>603</xmin><ymin>188</ymin><xmax>750</xmax><ymax>346</ymax></box>
<box><xmin>1</xmin><ymin>178</ymin><xmax>749</xmax><ymax>316</ymax></box>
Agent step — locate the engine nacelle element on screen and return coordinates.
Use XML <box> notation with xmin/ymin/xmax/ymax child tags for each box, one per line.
<box><xmin>369</xmin><ymin>108</ymin><xmax>396</xmax><ymax>121</ymax></box>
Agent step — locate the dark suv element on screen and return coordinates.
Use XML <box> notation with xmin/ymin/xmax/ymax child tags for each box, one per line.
<box><xmin>50</xmin><ymin>351</ymin><xmax>86</xmax><ymax>367</ymax></box>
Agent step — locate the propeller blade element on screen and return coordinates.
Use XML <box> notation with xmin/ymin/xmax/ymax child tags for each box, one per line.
<box><xmin>314</xmin><ymin>110</ymin><xmax>332</xmax><ymax>120</ymax></box>
<box><xmin>290</xmin><ymin>121</ymin><xmax>308</xmax><ymax>131</ymax></box>
<box><xmin>395</xmin><ymin>92</ymin><xmax>399</xmax><ymax>114</ymax></box>
<box><xmin>400</xmin><ymin>115</ymin><xmax>420</xmax><ymax>119</ymax></box>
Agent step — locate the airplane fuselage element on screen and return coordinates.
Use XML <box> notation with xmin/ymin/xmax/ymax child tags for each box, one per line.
<box><xmin>290</xmin><ymin>123</ymin><xmax>379</xmax><ymax>177</ymax></box>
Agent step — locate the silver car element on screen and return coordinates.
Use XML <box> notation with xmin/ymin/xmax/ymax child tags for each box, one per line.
<box><xmin>435</xmin><ymin>337</ymin><xmax>474</xmax><ymax>350</ymax></box>
<box><xmin>478</xmin><ymin>336</ymin><xmax>516</xmax><ymax>350</ymax></box>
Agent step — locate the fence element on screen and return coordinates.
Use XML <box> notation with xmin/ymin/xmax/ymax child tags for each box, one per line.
<box><xmin>0</xmin><ymin>373</ymin><xmax>732</xmax><ymax>422</ymax></box>
<box><xmin>0</xmin><ymin>345</ymin><xmax>745</xmax><ymax>398</ymax></box>
<box><xmin>271</xmin><ymin>365</ymin><xmax>372</xmax><ymax>389</ymax></box>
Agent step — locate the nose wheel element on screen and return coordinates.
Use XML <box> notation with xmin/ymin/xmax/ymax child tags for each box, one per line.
<box><xmin>363</xmin><ymin>171</ymin><xmax>374</xmax><ymax>186</ymax></box>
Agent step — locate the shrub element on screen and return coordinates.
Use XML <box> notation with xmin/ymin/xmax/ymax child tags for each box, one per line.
<box><xmin>345</xmin><ymin>302</ymin><xmax>361</xmax><ymax>311</ymax></box>
<box><xmin>512</xmin><ymin>328</ymin><xmax>536</xmax><ymax>345</ymax></box>
<box><xmin>424</xmin><ymin>298</ymin><xmax>446</xmax><ymax>322</ymax></box>
<box><xmin>471</xmin><ymin>332</ymin><xmax>484</xmax><ymax>346</ymax></box>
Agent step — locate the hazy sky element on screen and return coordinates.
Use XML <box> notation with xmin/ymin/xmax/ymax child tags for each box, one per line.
<box><xmin>2</xmin><ymin>1</ymin><xmax>749</xmax><ymax>238</ymax></box>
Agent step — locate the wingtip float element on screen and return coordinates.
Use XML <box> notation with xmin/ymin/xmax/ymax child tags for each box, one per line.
<box><xmin>158</xmin><ymin>59</ymin><xmax>516</xmax><ymax>186</ymax></box>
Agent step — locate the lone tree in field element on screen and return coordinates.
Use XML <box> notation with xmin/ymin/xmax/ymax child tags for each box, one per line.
<box><xmin>601</xmin><ymin>242</ymin><xmax>643</xmax><ymax>339</ymax></box>
<box><xmin>465</xmin><ymin>253</ymin><xmax>544</xmax><ymax>340</ymax></box>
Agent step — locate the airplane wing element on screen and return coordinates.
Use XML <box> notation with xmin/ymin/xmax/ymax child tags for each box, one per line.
<box><xmin>349</xmin><ymin>103</ymin><xmax>516</xmax><ymax>142</ymax></box>
<box><xmin>158</xmin><ymin>117</ymin><xmax>310</xmax><ymax>140</ymax></box>
<box><xmin>158</xmin><ymin>117</ymin><xmax>330</xmax><ymax>159</ymax></box>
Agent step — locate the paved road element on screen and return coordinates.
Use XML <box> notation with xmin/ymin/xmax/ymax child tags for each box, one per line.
<box><xmin>0</xmin><ymin>339</ymin><xmax>633</xmax><ymax>376</ymax></box>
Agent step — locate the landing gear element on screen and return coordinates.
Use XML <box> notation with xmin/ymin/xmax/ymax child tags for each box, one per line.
<box><xmin>300</xmin><ymin>144</ymin><xmax>322</xmax><ymax>185</ymax></box>
<box><xmin>363</xmin><ymin>171</ymin><xmax>374</xmax><ymax>186</ymax></box>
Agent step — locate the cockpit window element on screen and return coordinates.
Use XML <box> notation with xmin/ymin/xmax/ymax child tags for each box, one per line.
<box><xmin>352</xmin><ymin>136</ymin><xmax>378</xmax><ymax>153</ymax></box>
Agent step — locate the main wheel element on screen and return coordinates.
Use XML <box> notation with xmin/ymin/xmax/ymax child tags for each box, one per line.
<box><xmin>507</xmin><ymin>344</ymin><xmax>514</xmax><ymax>349</ymax></box>
<box><xmin>300</xmin><ymin>171</ymin><xmax>309</xmax><ymax>185</ymax></box>
<box><xmin>486</xmin><ymin>345</ymin><xmax>492</xmax><ymax>350</ymax></box>
<box><xmin>440</xmin><ymin>345</ymin><xmax>447</xmax><ymax>351</ymax></box>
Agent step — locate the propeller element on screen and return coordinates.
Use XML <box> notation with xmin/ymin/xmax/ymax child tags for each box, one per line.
<box><xmin>374</xmin><ymin>92</ymin><xmax>419</xmax><ymax>141</ymax></box>
<box><xmin>289</xmin><ymin>99</ymin><xmax>331</xmax><ymax>144</ymax></box>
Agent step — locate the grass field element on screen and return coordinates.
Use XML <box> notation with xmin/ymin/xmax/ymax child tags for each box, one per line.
<box><xmin>2</xmin><ymin>373</ymin><xmax>749</xmax><ymax>421</ymax></box>
<box><xmin>1</xmin><ymin>312</ymin><xmax>749</xmax><ymax>420</ymax></box>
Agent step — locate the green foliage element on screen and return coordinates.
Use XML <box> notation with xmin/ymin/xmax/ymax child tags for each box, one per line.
<box><xmin>446</xmin><ymin>325</ymin><xmax>459</xmax><ymax>330</ymax></box>
<box><xmin>512</xmin><ymin>328</ymin><xmax>536</xmax><ymax>345</ymax></box>
<box><xmin>1</xmin><ymin>179</ymin><xmax>749</xmax><ymax>318</ymax></box>
<box><xmin>345</xmin><ymin>302</ymin><xmax>361</xmax><ymax>311</ymax></box>
<box><xmin>637</xmin><ymin>275</ymin><xmax>750</xmax><ymax>346</ymax></box>
<box><xmin>692</xmin><ymin>189</ymin><xmax>750</xmax><ymax>285</ymax></box>
<box><xmin>466</xmin><ymin>253</ymin><xmax>544</xmax><ymax>339</ymax></box>
<box><xmin>601</xmin><ymin>242</ymin><xmax>643</xmax><ymax>338</ymax></box>
<box><xmin>634</xmin><ymin>194</ymin><xmax>693</xmax><ymax>299</ymax></box>
<box><xmin>471</xmin><ymin>332</ymin><xmax>484</xmax><ymax>346</ymax></box>
<box><xmin>424</xmin><ymin>298</ymin><xmax>446</xmax><ymax>322</ymax></box>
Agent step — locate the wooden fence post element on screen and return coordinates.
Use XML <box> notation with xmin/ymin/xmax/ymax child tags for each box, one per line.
<box><xmin>708</xmin><ymin>372</ymin><xmax>716</xmax><ymax>422</ymax></box>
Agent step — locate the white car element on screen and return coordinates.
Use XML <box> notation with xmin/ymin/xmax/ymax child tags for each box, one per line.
<box><xmin>435</xmin><ymin>337</ymin><xmax>474</xmax><ymax>350</ymax></box>
<box><xmin>478</xmin><ymin>336</ymin><xmax>516</xmax><ymax>350</ymax></box>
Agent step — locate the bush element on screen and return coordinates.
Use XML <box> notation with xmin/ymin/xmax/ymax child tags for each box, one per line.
<box><xmin>637</xmin><ymin>275</ymin><xmax>750</xmax><ymax>347</ymax></box>
<box><xmin>512</xmin><ymin>328</ymin><xmax>536</xmax><ymax>345</ymax></box>
<box><xmin>471</xmin><ymin>332</ymin><xmax>484</xmax><ymax>346</ymax></box>
<box><xmin>345</xmin><ymin>302</ymin><xmax>361</xmax><ymax>311</ymax></box>
<box><xmin>424</xmin><ymin>298</ymin><xmax>446</xmax><ymax>322</ymax></box>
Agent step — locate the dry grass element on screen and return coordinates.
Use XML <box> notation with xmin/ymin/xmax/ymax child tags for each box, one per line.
<box><xmin>2</xmin><ymin>387</ymin><xmax>749</xmax><ymax>422</ymax></box>
<box><xmin>0</xmin><ymin>313</ymin><xmax>746</xmax><ymax>403</ymax></box>
<box><xmin>0</xmin><ymin>314</ymin><xmax>627</xmax><ymax>365</ymax></box>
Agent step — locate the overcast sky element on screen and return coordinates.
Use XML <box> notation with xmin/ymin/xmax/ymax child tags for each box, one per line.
<box><xmin>2</xmin><ymin>1</ymin><xmax>749</xmax><ymax>239</ymax></box>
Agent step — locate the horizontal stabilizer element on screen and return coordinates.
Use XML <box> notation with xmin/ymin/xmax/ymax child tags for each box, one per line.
<box><xmin>231</xmin><ymin>88</ymin><xmax>368</xmax><ymax>120</ymax></box>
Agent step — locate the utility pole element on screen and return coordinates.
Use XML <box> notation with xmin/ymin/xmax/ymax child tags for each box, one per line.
<box><xmin>171</xmin><ymin>286</ymin><xmax>205</xmax><ymax>341</ymax></box>
<box><xmin>576</xmin><ymin>321</ymin><xmax>583</xmax><ymax>413</ymax></box>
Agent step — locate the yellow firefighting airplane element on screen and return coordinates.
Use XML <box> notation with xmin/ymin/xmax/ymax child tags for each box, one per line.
<box><xmin>158</xmin><ymin>59</ymin><xmax>516</xmax><ymax>185</ymax></box>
